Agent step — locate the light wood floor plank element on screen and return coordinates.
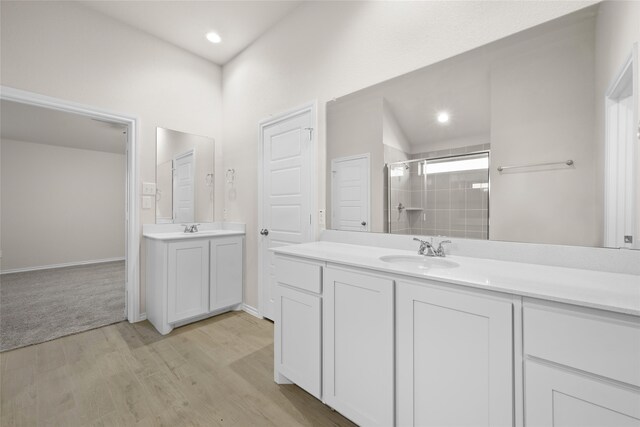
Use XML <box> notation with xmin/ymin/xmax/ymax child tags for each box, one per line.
<box><xmin>1</xmin><ymin>311</ymin><xmax>355</xmax><ymax>427</ymax></box>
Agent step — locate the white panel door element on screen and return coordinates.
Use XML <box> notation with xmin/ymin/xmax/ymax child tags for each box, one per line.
<box><xmin>525</xmin><ymin>360</ymin><xmax>640</xmax><ymax>427</ymax></box>
<box><xmin>174</xmin><ymin>150</ymin><xmax>195</xmax><ymax>224</ymax></box>
<box><xmin>209</xmin><ymin>236</ymin><xmax>243</xmax><ymax>311</ymax></box>
<box><xmin>331</xmin><ymin>154</ymin><xmax>370</xmax><ymax>231</ymax></box>
<box><xmin>167</xmin><ymin>239</ymin><xmax>209</xmax><ymax>323</ymax></box>
<box><xmin>260</xmin><ymin>108</ymin><xmax>314</xmax><ymax>320</ymax></box>
<box><xmin>396</xmin><ymin>280</ymin><xmax>513</xmax><ymax>427</ymax></box>
<box><xmin>323</xmin><ymin>267</ymin><xmax>394</xmax><ymax>427</ymax></box>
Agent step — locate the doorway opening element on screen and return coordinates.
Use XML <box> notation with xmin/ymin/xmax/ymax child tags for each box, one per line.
<box><xmin>604</xmin><ymin>45</ymin><xmax>638</xmax><ymax>249</ymax></box>
<box><xmin>0</xmin><ymin>87</ymin><xmax>140</xmax><ymax>351</ymax></box>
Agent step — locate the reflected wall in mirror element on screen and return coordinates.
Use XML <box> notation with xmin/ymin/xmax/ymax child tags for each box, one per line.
<box><xmin>156</xmin><ymin>127</ymin><xmax>214</xmax><ymax>224</ymax></box>
<box><xmin>326</xmin><ymin>2</ymin><xmax>640</xmax><ymax>249</ymax></box>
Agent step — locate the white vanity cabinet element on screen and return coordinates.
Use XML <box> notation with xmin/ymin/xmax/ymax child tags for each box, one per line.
<box><xmin>167</xmin><ymin>239</ymin><xmax>210</xmax><ymax>323</ymax></box>
<box><xmin>145</xmin><ymin>233</ymin><xmax>244</xmax><ymax>335</ymax></box>
<box><xmin>272</xmin><ymin>243</ymin><xmax>640</xmax><ymax>427</ymax></box>
<box><xmin>323</xmin><ymin>266</ymin><xmax>394</xmax><ymax>427</ymax></box>
<box><xmin>274</xmin><ymin>256</ymin><xmax>323</xmax><ymax>399</ymax></box>
<box><xmin>523</xmin><ymin>300</ymin><xmax>640</xmax><ymax>427</ymax></box>
<box><xmin>210</xmin><ymin>236</ymin><xmax>244</xmax><ymax>311</ymax></box>
<box><xmin>396</xmin><ymin>279</ymin><xmax>514</xmax><ymax>427</ymax></box>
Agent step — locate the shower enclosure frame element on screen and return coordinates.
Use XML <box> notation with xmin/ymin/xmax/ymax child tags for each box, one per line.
<box><xmin>386</xmin><ymin>150</ymin><xmax>491</xmax><ymax>238</ymax></box>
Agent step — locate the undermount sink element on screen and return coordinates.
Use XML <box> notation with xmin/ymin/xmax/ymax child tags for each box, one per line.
<box><xmin>379</xmin><ymin>255</ymin><xmax>459</xmax><ymax>269</ymax></box>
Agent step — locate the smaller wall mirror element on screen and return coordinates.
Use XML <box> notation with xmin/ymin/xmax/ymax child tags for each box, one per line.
<box><xmin>156</xmin><ymin>127</ymin><xmax>214</xmax><ymax>224</ymax></box>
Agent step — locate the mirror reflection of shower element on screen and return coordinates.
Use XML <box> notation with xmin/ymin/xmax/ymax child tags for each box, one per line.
<box><xmin>387</xmin><ymin>151</ymin><xmax>490</xmax><ymax>238</ymax></box>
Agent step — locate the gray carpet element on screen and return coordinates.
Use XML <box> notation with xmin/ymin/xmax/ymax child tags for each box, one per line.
<box><xmin>0</xmin><ymin>261</ymin><xmax>126</xmax><ymax>351</ymax></box>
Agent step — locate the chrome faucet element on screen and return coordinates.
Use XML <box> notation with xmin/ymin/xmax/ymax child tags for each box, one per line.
<box><xmin>182</xmin><ymin>224</ymin><xmax>200</xmax><ymax>233</ymax></box>
<box><xmin>413</xmin><ymin>237</ymin><xmax>436</xmax><ymax>256</ymax></box>
<box><xmin>413</xmin><ymin>237</ymin><xmax>451</xmax><ymax>257</ymax></box>
<box><xmin>435</xmin><ymin>240</ymin><xmax>451</xmax><ymax>257</ymax></box>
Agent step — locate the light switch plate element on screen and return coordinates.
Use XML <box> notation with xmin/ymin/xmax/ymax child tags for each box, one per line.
<box><xmin>142</xmin><ymin>196</ymin><xmax>153</xmax><ymax>209</ymax></box>
<box><xmin>142</xmin><ymin>182</ymin><xmax>156</xmax><ymax>196</ymax></box>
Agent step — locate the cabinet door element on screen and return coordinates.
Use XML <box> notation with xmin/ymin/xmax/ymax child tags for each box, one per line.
<box><xmin>275</xmin><ymin>284</ymin><xmax>321</xmax><ymax>398</ymax></box>
<box><xmin>167</xmin><ymin>240</ymin><xmax>209</xmax><ymax>323</ymax></box>
<box><xmin>397</xmin><ymin>280</ymin><xmax>513</xmax><ymax>427</ymax></box>
<box><xmin>525</xmin><ymin>360</ymin><xmax>640</xmax><ymax>427</ymax></box>
<box><xmin>323</xmin><ymin>267</ymin><xmax>394</xmax><ymax>427</ymax></box>
<box><xmin>210</xmin><ymin>236</ymin><xmax>243</xmax><ymax>311</ymax></box>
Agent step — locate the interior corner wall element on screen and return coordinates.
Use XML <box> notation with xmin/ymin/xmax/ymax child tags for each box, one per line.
<box><xmin>1</xmin><ymin>1</ymin><xmax>223</xmax><ymax>314</ymax></box>
<box><xmin>221</xmin><ymin>0</ymin><xmax>595</xmax><ymax>309</ymax></box>
<box><xmin>1</xmin><ymin>139</ymin><xmax>125</xmax><ymax>271</ymax></box>
<box><xmin>382</xmin><ymin>100</ymin><xmax>411</xmax><ymax>155</ymax></box>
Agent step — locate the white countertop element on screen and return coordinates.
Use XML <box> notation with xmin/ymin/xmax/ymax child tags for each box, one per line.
<box><xmin>143</xmin><ymin>229</ymin><xmax>245</xmax><ymax>241</ymax></box>
<box><xmin>272</xmin><ymin>241</ymin><xmax>640</xmax><ymax>316</ymax></box>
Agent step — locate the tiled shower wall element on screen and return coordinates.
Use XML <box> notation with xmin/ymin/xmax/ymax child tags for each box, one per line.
<box><xmin>388</xmin><ymin>144</ymin><xmax>490</xmax><ymax>239</ymax></box>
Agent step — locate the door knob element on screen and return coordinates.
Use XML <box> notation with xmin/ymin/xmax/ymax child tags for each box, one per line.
<box><xmin>361</xmin><ymin>221</ymin><xmax>367</xmax><ymax>226</ymax></box>
<box><xmin>260</xmin><ymin>229</ymin><xmax>269</xmax><ymax>236</ymax></box>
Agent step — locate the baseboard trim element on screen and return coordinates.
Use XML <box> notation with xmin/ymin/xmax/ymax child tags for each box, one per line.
<box><xmin>242</xmin><ymin>304</ymin><xmax>262</xmax><ymax>319</ymax></box>
<box><xmin>1</xmin><ymin>257</ymin><xmax>126</xmax><ymax>275</ymax></box>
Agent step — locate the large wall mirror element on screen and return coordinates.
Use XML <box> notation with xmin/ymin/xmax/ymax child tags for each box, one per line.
<box><xmin>326</xmin><ymin>2</ymin><xmax>639</xmax><ymax>249</ymax></box>
<box><xmin>156</xmin><ymin>127</ymin><xmax>214</xmax><ymax>224</ymax></box>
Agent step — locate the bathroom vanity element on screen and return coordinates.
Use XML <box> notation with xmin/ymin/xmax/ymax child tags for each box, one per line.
<box><xmin>144</xmin><ymin>223</ymin><xmax>244</xmax><ymax>335</ymax></box>
<box><xmin>272</xmin><ymin>240</ymin><xmax>640</xmax><ymax>427</ymax></box>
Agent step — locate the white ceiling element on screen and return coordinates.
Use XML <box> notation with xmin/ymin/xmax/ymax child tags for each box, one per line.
<box><xmin>382</xmin><ymin>53</ymin><xmax>491</xmax><ymax>148</ymax></box>
<box><xmin>1</xmin><ymin>100</ymin><xmax>127</xmax><ymax>154</ymax></box>
<box><xmin>79</xmin><ymin>1</ymin><xmax>301</xmax><ymax>65</ymax></box>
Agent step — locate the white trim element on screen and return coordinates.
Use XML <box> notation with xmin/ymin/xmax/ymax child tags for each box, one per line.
<box><xmin>241</xmin><ymin>303</ymin><xmax>262</xmax><ymax>319</ymax></box>
<box><xmin>0</xmin><ymin>257</ymin><xmax>126</xmax><ymax>275</ymax></box>
<box><xmin>603</xmin><ymin>44</ymin><xmax>638</xmax><ymax>249</ymax></box>
<box><xmin>0</xmin><ymin>86</ymin><xmax>142</xmax><ymax>322</ymax></box>
<box><xmin>257</xmin><ymin>101</ymin><xmax>318</xmax><ymax>318</ymax></box>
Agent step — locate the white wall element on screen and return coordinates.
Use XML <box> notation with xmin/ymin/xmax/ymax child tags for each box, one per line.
<box><xmin>1</xmin><ymin>1</ymin><xmax>223</xmax><ymax>313</ymax></box>
<box><xmin>326</xmin><ymin>93</ymin><xmax>383</xmax><ymax>230</ymax></box>
<box><xmin>1</xmin><ymin>139</ymin><xmax>125</xmax><ymax>271</ymax></box>
<box><xmin>222</xmin><ymin>1</ymin><xmax>595</xmax><ymax>309</ymax></box>
<box><xmin>490</xmin><ymin>14</ymin><xmax>598</xmax><ymax>247</ymax></box>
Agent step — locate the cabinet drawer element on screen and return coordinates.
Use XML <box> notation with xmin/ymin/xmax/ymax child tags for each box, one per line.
<box><xmin>274</xmin><ymin>257</ymin><xmax>322</xmax><ymax>294</ymax></box>
<box><xmin>525</xmin><ymin>360</ymin><xmax>640</xmax><ymax>427</ymax></box>
<box><xmin>524</xmin><ymin>300</ymin><xmax>640</xmax><ymax>387</ymax></box>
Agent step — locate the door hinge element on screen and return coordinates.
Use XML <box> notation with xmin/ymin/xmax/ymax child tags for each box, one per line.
<box><xmin>304</xmin><ymin>127</ymin><xmax>314</xmax><ymax>140</ymax></box>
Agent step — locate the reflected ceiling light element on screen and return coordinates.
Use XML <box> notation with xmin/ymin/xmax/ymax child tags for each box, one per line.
<box><xmin>206</xmin><ymin>32</ymin><xmax>222</xmax><ymax>44</ymax></box>
<box><xmin>437</xmin><ymin>111</ymin><xmax>450</xmax><ymax>124</ymax></box>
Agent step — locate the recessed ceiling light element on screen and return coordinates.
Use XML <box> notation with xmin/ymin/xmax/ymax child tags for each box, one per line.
<box><xmin>437</xmin><ymin>111</ymin><xmax>450</xmax><ymax>123</ymax></box>
<box><xmin>206</xmin><ymin>32</ymin><xmax>222</xmax><ymax>44</ymax></box>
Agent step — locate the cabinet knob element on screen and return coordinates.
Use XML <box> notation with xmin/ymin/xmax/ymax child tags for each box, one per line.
<box><xmin>260</xmin><ymin>229</ymin><xmax>269</xmax><ymax>236</ymax></box>
<box><xmin>361</xmin><ymin>221</ymin><xmax>367</xmax><ymax>226</ymax></box>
